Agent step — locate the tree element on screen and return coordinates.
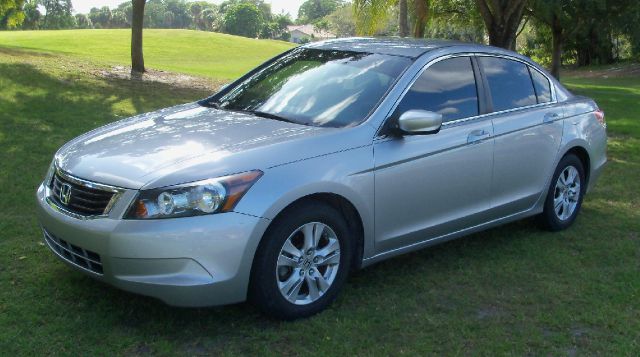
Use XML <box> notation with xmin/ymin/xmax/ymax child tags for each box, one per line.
<box><xmin>526</xmin><ymin>0</ymin><xmax>640</xmax><ymax>77</ymax></box>
<box><xmin>144</xmin><ymin>0</ymin><xmax>166</xmax><ymax>28</ymax></box>
<box><xmin>298</xmin><ymin>0</ymin><xmax>341</xmax><ymax>23</ymax></box>
<box><xmin>189</xmin><ymin>1</ymin><xmax>206</xmax><ymax>30</ymax></box>
<box><xmin>326</xmin><ymin>4</ymin><xmax>356</xmax><ymax>37</ymax></box>
<box><xmin>398</xmin><ymin>0</ymin><xmax>408</xmax><ymax>37</ymax></box>
<box><xmin>353</xmin><ymin>0</ymin><xmax>394</xmax><ymax>36</ymax></box>
<box><xmin>413</xmin><ymin>0</ymin><xmax>429</xmax><ymax>37</ymax></box>
<box><xmin>117</xmin><ymin>1</ymin><xmax>133</xmax><ymax>25</ymax></box>
<box><xmin>223</xmin><ymin>2</ymin><xmax>262</xmax><ymax>38</ymax></box>
<box><xmin>429</xmin><ymin>0</ymin><xmax>485</xmax><ymax>43</ymax></box>
<box><xmin>530</xmin><ymin>0</ymin><xmax>579</xmax><ymax>78</ymax></box>
<box><xmin>269</xmin><ymin>12</ymin><xmax>293</xmax><ymax>39</ymax></box>
<box><xmin>354</xmin><ymin>0</ymin><xmax>428</xmax><ymax>37</ymax></box>
<box><xmin>475</xmin><ymin>0</ymin><xmax>527</xmax><ymax>49</ymax></box>
<box><xmin>89</xmin><ymin>6</ymin><xmax>112</xmax><ymax>28</ymax></box>
<box><xmin>40</xmin><ymin>0</ymin><xmax>75</xmax><ymax>29</ymax></box>
<box><xmin>164</xmin><ymin>0</ymin><xmax>191</xmax><ymax>28</ymax></box>
<box><xmin>0</xmin><ymin>0</ymin><xmax>25</xmax><ymax>28</ymax></box>
<box><xmin>75</xmin><ymin>13</ymin><xmax>93</xmax><ymax>29</ymax></box>
<box><xmin>132</xmin><ymin>0</ymin><xmax>146</xmax><ymax>74</ymax></box>
<box><xmin>111</xmin><ymin>8</ymin><xmax>129</xmax><ymax>27</ymax></box>
<box><xmin>20</xmin><ymin>0</ymin><xmax>39</xmax><ymax>29</ymax></box>
<box><xmin>202</xmin><ymin>7</ymin><xmax>220</xmax><ymax>31</ymax></box>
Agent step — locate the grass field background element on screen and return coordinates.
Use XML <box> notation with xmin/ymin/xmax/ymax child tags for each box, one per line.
<box><xmin>0</xmin><ymin>32</ymin><xmax>638</xmax><ymax>355</ymax></box>
<box><xmin>0</xmin><ymin>29</ymin><xmax>293</xmax><ymax>79</ymax></box>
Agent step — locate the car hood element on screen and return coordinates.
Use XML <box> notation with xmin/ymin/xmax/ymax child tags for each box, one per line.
<box><xmin>56</xmin><ymin>103</ymin><xmax>372</xmax><ymax>189</ymax></box>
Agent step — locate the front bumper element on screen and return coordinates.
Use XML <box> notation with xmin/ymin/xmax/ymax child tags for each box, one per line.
<box><xmin>35</xmin><ymin>183</ymin><xmax>270</xmax><ymax>307</ymax></box>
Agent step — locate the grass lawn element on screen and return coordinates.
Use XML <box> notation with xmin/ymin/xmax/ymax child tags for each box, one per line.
<box><xmin>0</xmin><ymin>29</ymin><xmax>293</xmax><ymax>79</ymax></box>
<box><xmin>0</xmin><ymin>44</ymin><xmax>639</xmax><ymax>355</ymax></box>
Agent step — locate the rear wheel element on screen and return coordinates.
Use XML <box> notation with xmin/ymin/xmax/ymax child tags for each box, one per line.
<box><xmin>249</xmin><ymin>201</ymin><xmax>352</xmax><ymax>320</ymax></box>
<box><xmin>538</xmin><ymin>154</ymin><xmax>586</xmax><ymax>231</ymax></box>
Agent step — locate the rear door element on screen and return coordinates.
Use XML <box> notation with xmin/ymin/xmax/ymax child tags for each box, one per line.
<box><xmin>373</xmin><ymin>56</ymin><xmax>495</xmax><ymax>252</ymax></box>
<box><xmin>477</xmin><ymin>56</ymin><xmax>564</xmax><ymax>216</ymax></box>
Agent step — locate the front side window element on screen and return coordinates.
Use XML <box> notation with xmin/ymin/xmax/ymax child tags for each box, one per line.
<box><xmin>215</xmin><ymin>48</ymin><xmax>412</xmax><ymax>128</ymax></box>
<box><xmin>395</xmin><ymin>56</ymin><xmax>479</xmax><ymax>122</ymax></box>
<box><xmin>529</xmin><ymin>67</ymin><xmax>552</xmax><ymax>103</ymax></box>
<box><xmin>479</xmin><ymin>57</ymin><xmax>537</xmax><ymax>112</ymax></box>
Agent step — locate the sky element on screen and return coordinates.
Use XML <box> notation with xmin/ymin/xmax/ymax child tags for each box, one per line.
<box><xmin>72</xmin><ymin>0</ymin><xmax>303</xmax><ymax>18</ymax></box>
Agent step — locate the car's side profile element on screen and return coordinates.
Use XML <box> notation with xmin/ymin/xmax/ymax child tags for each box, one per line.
<box><xmin>35</xmin><ymin>38</ymin><xmax>607</xmax><ymax>320</ymax></box>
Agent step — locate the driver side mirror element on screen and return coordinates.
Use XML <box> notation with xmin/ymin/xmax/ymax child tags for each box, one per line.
<box><xmin>397</xmin><ymin>110</ymin><xmax>443</xmax><ymax>135</ymax></box>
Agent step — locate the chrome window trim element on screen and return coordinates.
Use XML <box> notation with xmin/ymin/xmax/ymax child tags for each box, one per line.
<box><xmin>442</xmin><ymin>101</ymin><xmax>557</xmax><ymax>128</ymax></box>
<box><xmin>473</xmin><ymin>53</ymin><xmax>558</xmax><ymax>104</ymax></box>
<box><xmin>45</xmin><ymin>165</ymin><xmax>125</xmax><ymax>220</ymax></box>
<box><xmin>376</xmin><ymin>52</ymin><xmax>560</xmax><ymax>136</ymax></box>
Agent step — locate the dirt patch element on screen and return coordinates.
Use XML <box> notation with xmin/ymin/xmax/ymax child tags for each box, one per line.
<box><xmin>94</xmin><ymin>65</ymin><xmax>226</xmax><ymax>92</ymax></box>
<box><xmin>563</xmin><ymin>63</ymin><xmax>640</xmax><ymax>78</ymax></box>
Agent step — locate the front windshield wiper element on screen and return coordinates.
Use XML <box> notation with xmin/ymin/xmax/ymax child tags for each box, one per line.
<box><xmin>244</xmin><ymin>110</ymin><xmax>301</xmax><ymax>125</ymax></box>
<box><xmin>199</xmin><ymin>103</ymin><xmax>305</xmax><ymax>126</ymax></box>
<box><xmin>201</xmin><ymin>100</ymin><xmax>221</xmax><ymax>109</ymax></box>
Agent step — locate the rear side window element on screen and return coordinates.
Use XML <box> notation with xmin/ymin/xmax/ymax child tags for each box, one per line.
<box><xmin>529</xmin><ymin>68</ymin><xmax>552</xmax><ymax>103</ymax></box>
<box><xmin>396</xmin><ymin>57</ymin><xmax>478</xmax><ymax>122</ymax></box>
<box><xmin>479</xmin><ymin>57</ymin><xmax>537</xmax><ymax>112</ymax></box>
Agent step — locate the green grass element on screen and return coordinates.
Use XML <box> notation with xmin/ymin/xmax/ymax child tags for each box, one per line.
<box><xmin>0</xmin><ymin>29</ymin><xmax>294</xmax><ymax>79</ymax></box>
<box><xmin>0</xmin><ymin>45</ymin><xmax>639</xmax><ymax>355</ymax></box>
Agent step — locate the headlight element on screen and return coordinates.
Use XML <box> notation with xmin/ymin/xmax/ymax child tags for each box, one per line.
<box><xmin>125</xmin><ymin>170</ymin><xmax>263</xmax><ymax>219</ymax></box>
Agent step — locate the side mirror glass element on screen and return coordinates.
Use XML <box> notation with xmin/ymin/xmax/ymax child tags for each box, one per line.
<box><xmin>397</xmin><ymin>110</ymin><xmax>443</xmax><ymax>135</ymax></box>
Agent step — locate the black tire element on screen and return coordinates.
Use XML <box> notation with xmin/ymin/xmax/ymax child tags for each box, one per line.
<box><xmin>538</xmin><ymin>154</ymin><xmax>586</xmax><ymax>231</ymax></box>
<box><xmin>249</xmin><ymin>201</ymin><xmax>353</xmax><ymax>320</ymax></box>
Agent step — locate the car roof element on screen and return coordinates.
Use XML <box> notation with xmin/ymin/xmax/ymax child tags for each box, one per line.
<box><xmin>303</xmin><ymin>37</ymin><xmax>513</xmax><ymax>59</ymax></box>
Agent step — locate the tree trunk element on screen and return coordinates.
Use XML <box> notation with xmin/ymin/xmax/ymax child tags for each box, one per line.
<box><xmin>413</xmin><ymin>0</ymin><xmax>428</xmax><ymax>38</ymax></box>
<box><xmin>551</xmin><ymin>21</ymin><xmax>563</xmax><ymax>79</ymax></box>
<box><xmin>399</xmin><ymin>0</ymin><xmax>408</xmax><ymax>37</ymax></box>
<box><xmin>131</xmin><ymin>0</ymin><xmax>146</xmax><ymax>74</ymax></box>
<box><xmin>475</xmin><ymin>0</ymin><xmax>526</xmax><ymax>50</ymax></box>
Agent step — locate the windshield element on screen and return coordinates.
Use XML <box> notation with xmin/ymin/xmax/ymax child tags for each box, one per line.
<box><xmin>214</xmin><ymin>48</ymin><xmax>412</xmax><ymax>128</ymax></box>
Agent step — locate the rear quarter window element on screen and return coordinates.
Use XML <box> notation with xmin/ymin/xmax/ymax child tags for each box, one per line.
<box><xmin>529</xmin><ymin>67</ymin><xmax>553</xmax><ymax>103</ymax></box>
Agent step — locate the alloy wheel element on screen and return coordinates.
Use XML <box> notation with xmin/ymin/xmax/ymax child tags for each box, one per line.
<box><xmin>553</xmin><ymin>165</ymin><xmax>581</xmax><ymax>221</ymax></box>
<box><xmin>276</xmin><ymin>222</ymin><xmax>341</xmax><ymax>305</ymax></box>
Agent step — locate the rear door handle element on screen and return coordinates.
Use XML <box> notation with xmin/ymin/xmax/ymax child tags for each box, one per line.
<box><xmin>543</xmin><ymin>112</ymin><xmax>560</xmax><ymax>123</ymax></box>
<box><xmin>467</xmin><ymin>129</ymin><xmax>491</xmax><ymax>144</ymax></box>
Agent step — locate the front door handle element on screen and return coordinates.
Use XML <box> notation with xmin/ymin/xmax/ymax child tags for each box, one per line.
<box><xmin>543</xmin><ymin>112</ymin><xmax>560</xmax><ymax>123</ymax></box>
<box><xmin>467</xmin><ymin>129</ymin><xmax>491</xmax><ymax>144</ymax></box>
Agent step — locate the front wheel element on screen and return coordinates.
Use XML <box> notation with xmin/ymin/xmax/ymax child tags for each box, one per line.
<box><xmin>538</xmin><ymin>154</ymin><xmax>586</xmax><ymax>231</ymax></box>
<box><xmin>249</xmin><ymin>201</ymin><xmax>352</xmax><ymax>320</ymax></box>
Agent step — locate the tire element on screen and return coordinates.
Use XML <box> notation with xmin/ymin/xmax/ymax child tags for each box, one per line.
<box><xmin>538</xmin><ymin>154</ymin><xmax>586</xmax><ymax>231</ymax></box>
<box><xmin>249</xmin><ymin>201</ymin><xmax>353</xmax><ymax>320</ymax></box>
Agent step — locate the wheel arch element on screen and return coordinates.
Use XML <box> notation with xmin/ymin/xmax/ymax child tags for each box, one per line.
<box><xmin>561</xmin><ymin>144</ymin><xmax>591</xmax><ymax>187</ymax></box>
<box><xmin>259</xmin><ymin>192</ymin><xmax>366</xmax><ymax>271</ymax></box>
<box><xmin>265</xmin><ymin>192</ymin><xmax>364</xmax><ymax>269</ymax></box>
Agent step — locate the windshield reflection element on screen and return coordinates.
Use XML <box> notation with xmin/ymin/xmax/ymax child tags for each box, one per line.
<box><xmin>217</xmin><ymin>48</ymin><xmax>412</xmax><ymax>128</ymax></box>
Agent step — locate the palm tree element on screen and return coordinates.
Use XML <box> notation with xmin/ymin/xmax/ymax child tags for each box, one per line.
<box><xmin>353</xmin><ymin>0</ymin><xmax>429</xmax><ymax>38</ymax></box>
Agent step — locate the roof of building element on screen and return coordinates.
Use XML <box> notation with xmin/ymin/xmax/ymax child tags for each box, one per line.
<box><xmin>287</xmin><ymin>24</ymin><xmax>335</xmax><ymax>38</ymax></box>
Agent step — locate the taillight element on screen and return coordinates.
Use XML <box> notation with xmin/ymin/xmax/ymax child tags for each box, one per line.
<box><xmin>594</xmin><ymin>109</ymin><xmax>606</xmax><ymax>127</ymax></box>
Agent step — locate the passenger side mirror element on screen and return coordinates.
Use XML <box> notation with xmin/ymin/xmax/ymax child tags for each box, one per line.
<box><xmin>397</xmin><ymin>110</ymin><xmax>443</xmax><ymax>135</ymax></box>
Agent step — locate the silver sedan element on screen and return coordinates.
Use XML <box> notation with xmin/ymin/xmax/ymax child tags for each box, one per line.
<box><xmin>36</xmin><ymin>38</ymin><xmax>607</xmax><ymax>319</ymax></box>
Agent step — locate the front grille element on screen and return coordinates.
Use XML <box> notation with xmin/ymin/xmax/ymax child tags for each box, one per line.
<box><xmin>43</xmin><ymin>229</ymin><xmax>103</xmax><ymax>275</ymax></box>
<box><xmin>49</xmin><ymin>170</ymin><xmax>116</xmax><ymax>217</ymax></box>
